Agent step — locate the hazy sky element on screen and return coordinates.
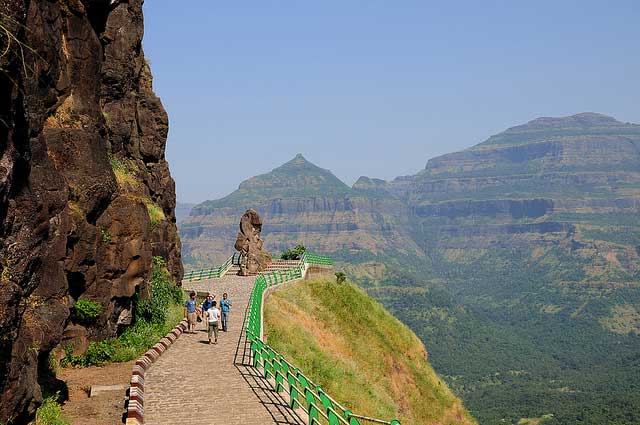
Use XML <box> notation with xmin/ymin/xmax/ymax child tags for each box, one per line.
<box><xmin>142</xmin><ymin>1</ymin><xmax>640</xmax><ymax>203</ymax></box>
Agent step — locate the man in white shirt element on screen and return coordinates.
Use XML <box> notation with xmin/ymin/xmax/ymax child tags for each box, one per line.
<box><xmin>206</xmin><ymin>300</ymin><xmax>221</xmax><ymax>344</ymax></box>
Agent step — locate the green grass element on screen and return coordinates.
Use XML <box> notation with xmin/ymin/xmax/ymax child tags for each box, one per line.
<box><xmin>264</xmin><ymin>278</ymin><xmax>476</xmax><ymax>425</ymax></box>
<box><xmin>35</xmin><ymin>396</ymin><xmax>69</xmax><ymax>425</ymax></box>
<box><xmin>109</xmin><ymin>155</ymin><xmax>141</xmax><ymax>190</ymax></box>
<box><xmin>110</xmin><ymin>304</ymin><xmax>183</xmax><ymax>362</ymax></box>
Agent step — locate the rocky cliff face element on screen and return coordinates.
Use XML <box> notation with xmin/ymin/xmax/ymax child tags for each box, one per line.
<box><xmin>0</xmin><ymin>1</ymin><xmax>181</xmax><ymax>421</ymax></box>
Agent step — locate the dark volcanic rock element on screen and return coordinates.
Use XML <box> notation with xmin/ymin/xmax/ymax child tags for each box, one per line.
<box><xmin>0</xmin><ymin>1</ymin><xmax>182</xmax><ymax>422</ymax></box>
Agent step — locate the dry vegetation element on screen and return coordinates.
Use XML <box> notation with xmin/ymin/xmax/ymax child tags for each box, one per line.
<box><xmin>264</xmin><ymin>278</ymin><xmax>476</xmax><ymax>425</ymax></box>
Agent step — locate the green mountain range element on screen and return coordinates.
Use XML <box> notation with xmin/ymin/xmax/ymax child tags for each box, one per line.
<box><xmin>181</xmin><ymin>113</ymin><xmax>640</xmax><ymax>424</ymax></box>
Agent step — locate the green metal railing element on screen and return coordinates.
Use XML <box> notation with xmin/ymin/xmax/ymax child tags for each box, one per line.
<box><xmin>182</xmin><ymin>253</ymin><xmax>240</xmax><ymax>282</ymax></box>
<box><xmin>301</xmin><ymin>252</ymin><xmax>333</xmax><ymax>266</ymax></box>
<box><xmin>245</xmin><ymin>253</ymin><xmax>400</xmax><ymax>425</ymax></box>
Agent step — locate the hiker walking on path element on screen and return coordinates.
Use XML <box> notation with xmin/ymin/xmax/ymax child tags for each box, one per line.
<box><xmin>220</xmin><ymin>292</ymin><xmax>232</xmax><ymax>332</ymax></box>
<box><xmin>206</xmin><ymin>300</ymin><xmax>221</xmax><ymax>344</ymax></box>
<box><xmin>184</xmin><ymin>291</ymin><xmax>198</xmax><ymax>334</ymax></box>
<box><xmin>200</xmin><ymin>292</ymin><xmax>215</xmax><ymax>330</ymax></box>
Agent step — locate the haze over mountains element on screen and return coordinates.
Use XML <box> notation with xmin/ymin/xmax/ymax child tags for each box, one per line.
<box><xmin>180</xmin><ymin>113</ymin><xmax>640</xmax><ymax>424</ymax></box>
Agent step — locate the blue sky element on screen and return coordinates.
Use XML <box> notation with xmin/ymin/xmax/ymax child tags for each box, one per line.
<box><xmin>142</xmin><ymin>1</ymin><xmax>640</xmax><ymax>203</ymax></box>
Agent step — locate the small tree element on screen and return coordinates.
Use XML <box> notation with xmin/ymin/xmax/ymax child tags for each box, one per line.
<box><xmin>335</xmin><ymin>272</ymin><xmax>346</xmax><ymax>284</ymax></box>
<box><xmin>280</xmin><ymin>244</ymin><xmax>306</xmax><ymax>260</ymax></box>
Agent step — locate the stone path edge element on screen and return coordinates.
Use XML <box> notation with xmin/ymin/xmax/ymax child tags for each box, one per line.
<box><xmin>124</xmin><ymin>318</ymin><xmax>188</xmax><ymax>425</ymax></box>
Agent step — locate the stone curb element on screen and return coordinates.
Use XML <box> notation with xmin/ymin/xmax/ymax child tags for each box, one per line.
<box><xmin>125</xmin><ymin>318</ymin><xmax>188</xmax><ymax>424</ymax></box>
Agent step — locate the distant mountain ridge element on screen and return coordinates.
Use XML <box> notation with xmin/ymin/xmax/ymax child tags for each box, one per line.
<box><xmin>182</xmin><ymin>153</ymin><xmax>421</xmax><ymax>268</ymax></box>
<box><xmin>180</xmin><ymin>113</ymin><xmax>640</xmax><ymax>424</ymax></box>
<box><xmin>478</xmin><ymin>112</ymin><xmax>640</xmax><ymax>147</ymax></box>
<box><xmin>193</xmin><ymin>154</ymin><xmax>352</xmax><ymax>213</ymax></box>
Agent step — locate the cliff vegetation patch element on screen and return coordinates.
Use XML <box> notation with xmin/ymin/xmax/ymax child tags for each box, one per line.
<box><xmin>144</xmin><ymin>198</ymin><xmax>166</xmax><ymax>229</ymax></box>
<box><xmin>61</xmin><ymin>257</ymin><xmax>182</xmax><ymax>367</ymax></box>
<box><xmin>109</xmin><ymin>155</ymin><xmax>141</xmax><ymax>190</ymax></box>
<box><xmin>600</xmin><ymin>304</ymin><xmax>640</xmax><ymax>335</ymax></box>
<box><xmin>73</xmin><ymin>299</ymin><xmax>102</xmax><ymax>324</ymax></box>
<box><xmin>34</xmin><ymin>395</ymin><xmax>68</xmax><ymax>425</ymax></box>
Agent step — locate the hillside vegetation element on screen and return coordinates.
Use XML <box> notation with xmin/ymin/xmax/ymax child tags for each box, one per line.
<box><xmin>264</xmin><ymin>278</ymin><xmax>475</xmax><ymax>425</ymax></box>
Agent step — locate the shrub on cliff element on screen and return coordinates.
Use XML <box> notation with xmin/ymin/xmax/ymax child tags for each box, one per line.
<box><xmin>73</xmin><ymin>299</ymin><xmax>102</xmax><ymax>324</ymax></box>
<box><xmin>144</xmin><ymin>199</ymin><xmax>166</xmax><ymax>230</ymax></box>
<box><xmin>136</xmin><ymin>256</ymin><xmax>183</xmax><ymax>324</ymax></box>
<box><xmin>280</xmin><ymin>244</ymin><xmax>306</xmax><ymax>260</ymax></box>
<box><xmin>35</xmin><ymin>395</ymin><xmax>68</xmax><ymax>425</ymax></box>
<box><xmin>62</xmin><ymin>256</ymin><xmax>183</xmax><ymax>367</ymax></box>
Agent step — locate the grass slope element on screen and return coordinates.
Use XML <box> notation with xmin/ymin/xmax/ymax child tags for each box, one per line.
<box><xmin>264</xmin><ymin>278</ymin><xmax>476</xmax><ymax>425</ymax></box>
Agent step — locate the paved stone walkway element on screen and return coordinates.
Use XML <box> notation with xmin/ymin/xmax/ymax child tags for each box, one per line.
<box><xmin>144</xmin><ymin>274</ymin><xmax>305</xmax><ymax>425</ymax></box>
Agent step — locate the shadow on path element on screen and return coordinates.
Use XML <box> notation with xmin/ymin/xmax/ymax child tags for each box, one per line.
<box><xmin>233</xmin><ymin>297</ymin><xmax>305</xmax><ymax>425</ymax></box>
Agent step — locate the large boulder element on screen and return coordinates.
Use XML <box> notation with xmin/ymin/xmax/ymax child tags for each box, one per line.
<box><xmin>234</xmin><ymin>209</ymin><xmax>271</xmax><ymax>275</ymax></box>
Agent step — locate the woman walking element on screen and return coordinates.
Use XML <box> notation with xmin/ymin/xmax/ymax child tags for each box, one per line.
<box><xmin>200</xmin><ymin>293</ymin><xmax>215</xmax><ymax>330</ymax></box>
<box><xmin>206</xmin><ymin>300</ymin><xmax>221</xmax><ymax>344</ymax></box>
<box><xmin>184</xmin><ymin>291</ymin><xmax>198</xmax><ymax>334</ymax></box>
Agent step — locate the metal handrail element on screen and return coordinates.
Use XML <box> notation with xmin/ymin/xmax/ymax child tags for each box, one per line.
<box><xmin>247</xmin><ymin>329</ymin><xmax>352</xmax><ymax>425</ymax></box>
<box><xmin>182</xmin><ymin>253</ymin><xmax>236</xmax><ymax>283</ymax></box>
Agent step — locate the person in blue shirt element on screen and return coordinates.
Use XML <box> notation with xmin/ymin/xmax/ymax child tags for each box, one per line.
<box><xmin>184</xmin><ymin>291</ymin><xmax>198</xmax><ymax>334</ymax></box>
<box><xmin>200</xmin><ymin>293</ymin><xmax>215</xmax><ymax>330</ymax></box>
<box><xmin>219</xmin><ymin>292</ymin><xmax>232</xmax><ymax>332</ymax></box>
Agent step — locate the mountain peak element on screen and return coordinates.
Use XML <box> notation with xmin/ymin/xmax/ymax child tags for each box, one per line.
<box><xmin>196</xmin><ymin>154</ymin><xmax>351</xmax><ymax>210</ymax></box>
<box><xmin>478</xmin><ymin>112</ymin><xmax>640</xmax><ymax>147</ymax></box>
<box><xmin>279</xmin><ymin>153</ymin><xmax>313</xmax><ymax>170</ymax></box>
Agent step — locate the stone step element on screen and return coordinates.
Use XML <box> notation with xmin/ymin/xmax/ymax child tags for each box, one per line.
<box><xmin>90</xmin><ymin>384</ymin><xmax>127</xmax><ymax>398</ymax></box>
